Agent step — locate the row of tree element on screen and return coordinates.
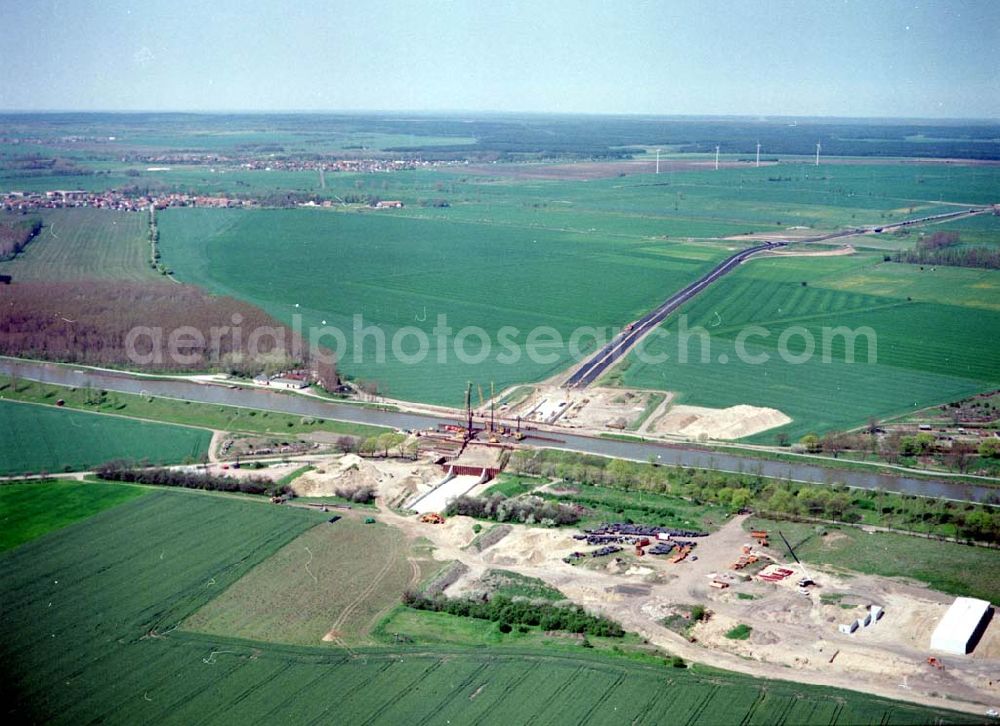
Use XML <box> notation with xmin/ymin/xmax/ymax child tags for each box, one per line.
<box><xmin>446</xmin><ymin>493</ymin><xmax>580</xmax><ymax>526</ymax></box>
<box><xmin>798</xmin><ymin>428</ymin><xmax>998</xmax><ymax>473</ymax></box>
<box><xmin>893</xmin><ymin>246</ymin><xmax>1000</xmax><ymax>269</ymax></box>
<box><xmin>95</xmin><ymin>461</ymin><xmax>288</xmax><ymax>496</ymax></box>
<box><xmin>890</xmin><ymin>230</ymin><xmax>1000</xmax><ymax>269</ymax></box>
<box><xmin>509</xmin><ymin>449</ymin><xmax>1000</xmax><ymax>543</ymax></box>
<box><xmin>401</xmin><ymin>591</ymin><xmax>624</xmax><ymax>638</ymax></box>
<box><xmin>0</xmin><ymin>216</ymin><xmax>42</xmax><ymax>260</ymax></box>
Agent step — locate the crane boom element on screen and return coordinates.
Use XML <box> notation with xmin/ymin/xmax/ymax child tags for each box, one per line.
<box><xmin>778</xmin><ymin>530</ymin><xmax>814</xmax><ymax>584</ymax></box>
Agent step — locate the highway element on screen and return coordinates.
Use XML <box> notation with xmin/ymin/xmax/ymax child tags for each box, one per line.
<box><xmin>563</xmin><ymin>205</ymin><xmax>989</xmax><ymax>389</ymax></box>
<box><xmin>564</xmin><ymin>240</ymin><xmax>783</xmax><ymax>388</ymax></box>
<box><xmin>2</xmin><ymin>358</ymin><xmax>997</xmax><ymax>503</ymax></box>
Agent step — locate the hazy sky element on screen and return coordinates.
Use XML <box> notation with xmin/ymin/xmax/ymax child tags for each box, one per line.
<box><xmin>2</xmin><ymin>0</ymin><xmax>997</xmax><ymax>118</ymax></box>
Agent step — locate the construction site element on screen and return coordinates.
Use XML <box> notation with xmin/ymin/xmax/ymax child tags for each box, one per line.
<box><xmin>491</xmin><ymin>384</ymin><xmax>792</xmax><ymax>441</ymax></box>
<box><xmin>216</xmin><ymin>378</ymin><xmax>998</xmax><ymax>716</ymax></box>
<box><xmin>376</xmin><ymin>497</ymin><xmax>999</xmax><ymax>714</ymax></box>
<box><xmin>261</xmin><ymin>398</ymin><xmax>999</xmax><ymax>718</ymax></box>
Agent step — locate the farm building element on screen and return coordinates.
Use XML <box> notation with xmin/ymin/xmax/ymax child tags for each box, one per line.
<box><xmin>270</xmin><ymin>373</ymin><xmax>310</xmax><ymax>389</ymax></box>
<box><xmin>930</xmin><ymin>597</ymin><xmax>992</xmax><ymax>655</ymax></box>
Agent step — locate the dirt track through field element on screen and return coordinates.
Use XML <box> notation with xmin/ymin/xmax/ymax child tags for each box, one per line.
<box><xmin>323</xmin><ymin>523</ymin><xmax>402</xmax><ymax>644</ymax></box>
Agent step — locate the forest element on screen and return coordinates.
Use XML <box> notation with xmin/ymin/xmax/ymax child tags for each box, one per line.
<box><xmin>0</xmin><ymin>280</ymin><xmax>317</xmax><ymax>375</ymax></box>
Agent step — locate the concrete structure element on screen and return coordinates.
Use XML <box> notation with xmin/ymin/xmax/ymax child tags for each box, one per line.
<box><xmin>838</xmin><ymin>621</ymin><xmax>859</xmax><ymax>635</ymax></box>
<box><xmin>930</xmin><ymin>597</ymin><xmax>992</xmax><ymax>655</ymax></box>
<box><xmin>407</xmin><ymin>467</ymin><xmax>490</xmax><ymax>514</ymax></box>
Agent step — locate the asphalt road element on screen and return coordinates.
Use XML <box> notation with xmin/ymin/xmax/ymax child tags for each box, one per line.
<box><xmin>564</xmin><ymin>206</ymin><xmax>989</xmax><ymax>388</ymax></box>
<box><xmin>564</xmin><ymin>241</ymin><xmax>782</xmax><ymax>387</ymax></box>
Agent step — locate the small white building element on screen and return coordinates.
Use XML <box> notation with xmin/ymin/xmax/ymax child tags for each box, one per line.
<box><xmin>271</xmin><ymin>374</ymin><xmax>309</xmax><ymax>390</ymax></box>
<box><xmin>930</xmin><ymin>597</ymin><xmax>992</xmax><ymax>655</ymax></box>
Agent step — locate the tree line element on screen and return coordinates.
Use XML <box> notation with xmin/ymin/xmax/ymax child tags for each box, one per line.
<box><xmin>95</xmin><ymin>461</ymin><xmax>289</xmax><ymax>496</ymax></box>
<box><xmin>401</xmin><ymin>591</ymin><xmax>624</xmax><ymax>638</ymax></box>
<box><xmin>0</xmin><ymin>216</ymin><xmax>42</xmax><ymax>260</ymax></box>
<box><xmin>509</xmin><ymin>449</ymin><xmax>1000</xmax><ymax>543</ymax></box>
<box><xmin>445</xmin><ymin>493</ymin><xmax>581</xmax><ymax>527</ymax></box>
<box><xmin>891</xmin><ymin>230</ymin><xmax>1000</xmax><ymax>269</ymax></box>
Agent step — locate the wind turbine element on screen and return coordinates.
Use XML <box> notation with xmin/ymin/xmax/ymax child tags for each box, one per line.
<box><xmin>655</xmin><ymin>148</ymin><xmax>660</xmax><ymax>174</ymax></box>
<box><xmin>715</xmin><ymin>145</ymin><xmax>720</xmax><ymax>171</ymax></box>
<box><xmin>755</xmin><ymin>142</ymin><xmax>761</xmax><ymax>168</ymax></box>
<box><xmin>815</xmin><ymin>141</ymin><xmax>821</xmax><ymax>167</ymax></box>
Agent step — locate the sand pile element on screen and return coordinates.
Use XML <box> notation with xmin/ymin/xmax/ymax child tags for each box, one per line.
<box><xmin>291</xmin><ymin>454</ymin><xmax>441</xmax><ymax>499</ymax></box>
<box><xmin>481</xmin><ymin>528</ymin><xmax>578</xmax><ymax>567</ymax></box>
<box><xmin>652</xmin><ymin>404</ymin><xmax>791</xmax><ymax>440</ymax></box>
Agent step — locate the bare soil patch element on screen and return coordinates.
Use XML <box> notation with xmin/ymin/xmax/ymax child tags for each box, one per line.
<box><xmin>768</xmin><ymin>244</ymin><xmax>856</xmax><ymax>258</ymax></box>
<box><xmin>649</xmin><ymin>403</ymin><xmax>791</xmax><ymax>440</ymax></box>
<box><xmin>291</xmin><ymin>453</ymin><xmax>443</xmax><ymax>505</ymax></box>
<box><xmin>508</xmin><ymin>385</ymin><xmax>668</xmax><ymax>430</ymax></box>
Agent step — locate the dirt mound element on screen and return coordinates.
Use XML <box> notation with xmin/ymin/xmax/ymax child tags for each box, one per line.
<box><xmin>291</xmin><ymin>454</ymin><xmax>441</xmax><ymax>499</ymax></box>
<box><xmin>651</xmin><ymin>404</ymin><xmax>791</xmax><ymax>440</ymax></box>
<box><xmin>481</xmin><ymin>527</ymin><xmax>578</xmax><ymax>567</ymax></box>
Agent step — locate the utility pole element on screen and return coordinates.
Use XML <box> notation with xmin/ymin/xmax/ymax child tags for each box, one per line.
<box><xmin>465</xmin><ymin>382</ymin><xmax>472</xmax><ymax>437</ymax></box>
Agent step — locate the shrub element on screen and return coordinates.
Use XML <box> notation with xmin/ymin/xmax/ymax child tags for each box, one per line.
<box><xmin>334</xmin><ymin>484</ymin><xmax>377</xmax><ymax>503</ymax></box>
<box><xmin>725</xmin><ymin>624</ymin><xmax>753</xmax><ymax>640</ymax></box>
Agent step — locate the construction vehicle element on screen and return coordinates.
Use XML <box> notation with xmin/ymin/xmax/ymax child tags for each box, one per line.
<box><xmin>418</xmin><ymin>513</ymin><xmax>445</xmax><ymax>524</ymax></box>
<box><xmin>778</xmin><ymin>530</ymin><xmax>817</xmax><ymax>587</ymax></box>
<box><xmin>670</xmin><ymin>545</ymin><xmax>692</xmax><ymax>563</ymax></box>
<box><xmin>926</xmin><ymin>657</ymin><xmax>944</xmax><ymax>670</ymax></box>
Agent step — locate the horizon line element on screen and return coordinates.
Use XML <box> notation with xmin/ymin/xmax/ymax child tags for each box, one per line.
<box><xmin>0</xmin><ymin>108</ymin><xmax>997</xmax><ymax>124</ymax></box>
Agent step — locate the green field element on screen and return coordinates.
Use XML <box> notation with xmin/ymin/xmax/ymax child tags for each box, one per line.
<box><xmin>159</xmin><ymin>207</ymin><xmax>729</xmax><ymax>404</ymax></box>
<box><xmin>0</xmin><ymin>489</ymin><xmax>975</xmax><ymax>725</ymax></box>
<box><xmin>0</xmin><ymin>399</ymin><xmax>212</xmax><ymax>475</ymax></box>
<box><xmin>747</xmin><ymin>517</ymin><xmax>1000</xmax><ymax>603</ymax></box>
<box><xmin>152</xmin><ymin>162</ymin><xmax>1000</xmax><ymax>410</ymax></box>
<box><xmin>618</xmin><ymin>253</ymin><xmax>1000</xmax><ymax>440</ymax></box>
<box><xmin>542</xmin><ymin>481</ymin><xmax>730</xmax><ymax>531</ymax></box>
<box><xmin>0</xmin><ymin>480</ymin><xmax>146</xmax><ymax>551</ymax></box>
<box><xmin>0</xmin><ymin>207</ymin><xmax>155</xmax><ymax>281</ymax></box>
<box><xmin>0</xmin><ymin>375</ymin><xmax>388</xmax><ymax>439</ymax></box>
